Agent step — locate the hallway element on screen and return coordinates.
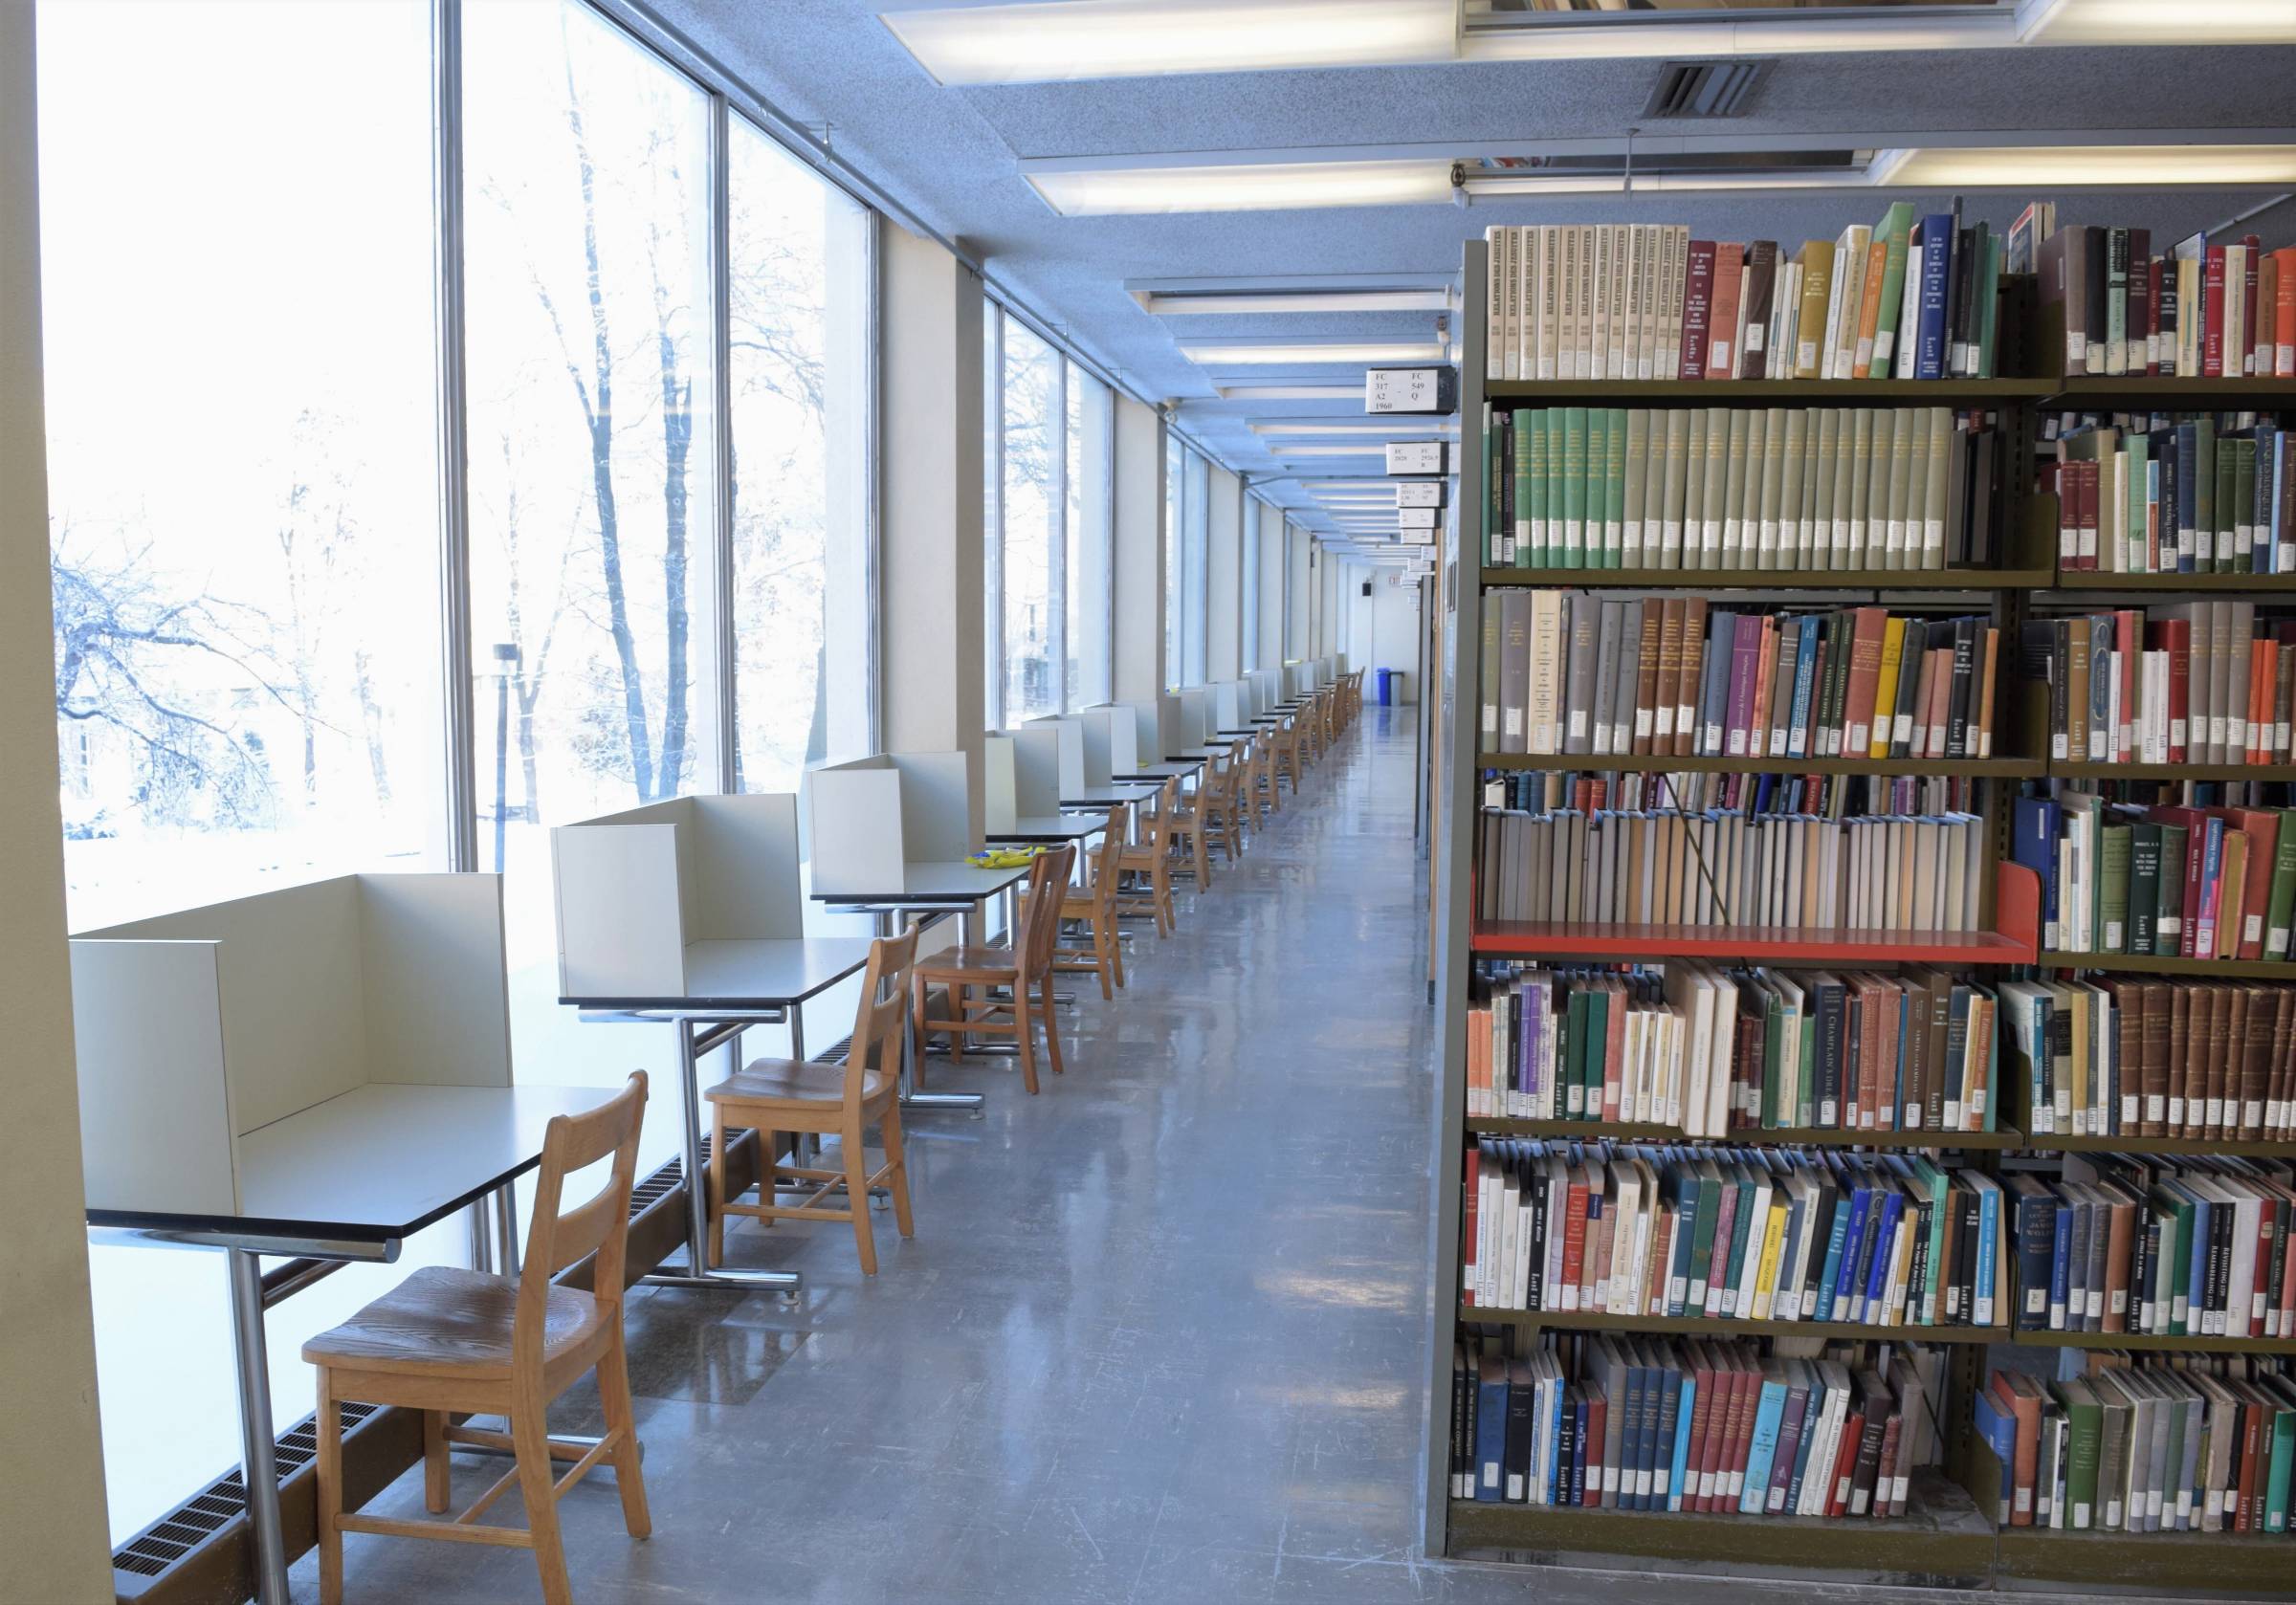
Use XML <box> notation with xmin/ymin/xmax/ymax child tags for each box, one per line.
<box><xmin>294</xmin><ymin>713</ymin><xmax>1956</xmax><ymax>1604</ymax></box>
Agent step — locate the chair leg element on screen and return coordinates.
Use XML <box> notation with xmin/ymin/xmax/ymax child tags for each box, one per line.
<box><xmin>596</xmin><ymin>1327</ymin><xmax>652</xmax><ymax>1539</ymax></box>
<box><xmin>1040</xmin><ymin>975</ymin><xmax>1066</xmax><ymax>1078</ymax></box>
<box><xmin>1193</xmin><ymin>825</ymin><xmax>1210</xmax><ymax>888</ymax></box>
<box><xmin>759</xmin><ymin>1130</ymin><xmax>780</xmax><ymax>1223</ymax></box>
<box><xmin>1013</xmin><ymin>987</ymin><xmax>1041</xmax><ymax>1095</ymax></box>
<box><xmin>511</xmin><ymin>1406</ymin><xmax>574</xmax><ymax>1605</ymax></box>
<box><xmin>881</xmin><ymin>1098</ymin><xmax>916</xmax><ymax>1239</ymax></box>
<box><xmin>842</xmin><ymin>1114</ymin><xmax>878</xmax><ymax>1274</ymax></box>
<box><xmin>316</xmin><ymin>1371</ymin><xmax>344</xmax><ymax>1605</ymax></box>
<box><xmin>707</xmin><ymin>1103</ymin><xmax>728</xmax><ymax>1268</ymax></box>
<box><xmin>422</xmin><ymin>1408</ymin><xmax>449</xmax><ymax>1514</ymax></box>
<box><xmin>1094</xmin><ymin>915</ymin><xmax>1115</xmax><ymax>1000</ymax></box>
<box><xmin>1106</xmin><ymin>912</ymin><xmax>1125</xmax><ymax>990</ymax></box>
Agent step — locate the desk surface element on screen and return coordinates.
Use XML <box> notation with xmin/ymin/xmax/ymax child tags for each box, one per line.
<box><xmin>1061</xmin><ymin>786</ymin><xmax>1157</xmax><ymax>809</ymax></box>
<box><xmin>987</xmin><ymin>814</ymin><xmax>1103</xmax><ymax>844</ymax></box>
<box><xmin>561</xmin><ymin>936</ymin><xmax>877</xmax><ymax>1012</ymax></box>
<box><xmin>91</xmin><ymin>1083</ymin><xmax>620</xmax><ymax>1246</ymax></box>
<box><xmin>811</xmin><ymin>860</ymin><xmax>1033</xmax><ymax>905</ymax></box>
<box><xmin>1116</xmin><ymin>760</ymin><xmax>1203</xmax><ymax>781</ymax></box>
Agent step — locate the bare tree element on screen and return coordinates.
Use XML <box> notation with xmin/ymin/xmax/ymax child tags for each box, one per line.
<box><xmin>643</xmin><ymin>124</ymin><xmax>695</xmax><ymax>799</ymax></box>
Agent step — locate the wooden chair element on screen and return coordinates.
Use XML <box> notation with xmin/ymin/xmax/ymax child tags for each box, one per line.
<box><xmin>1269</xmin><ymin>715</ymin><xmax>1302</xmax><ymax>800</ymax></box>
<box><xmin>1163</xmin><ymin>771</ymin><xmax>1214</xmax><ymax>890</ymax></box>
<box><xmin>702</xmin><ymin>925</ymin><xmax>918</xmax><ymax>1275</ymax></box>
<box><xmin>1196</xmin><ymin>740</ymin><xmax>1247</xmax><ymax>865</ymax></box>
<box><xmin>1247</xmin><ymin>729</ymin><xmax>1279</xmax><ymax>825</ymax></box>
<box><xmin>1115</xmin><ymin>776</ymin><xmax>1181</xmax><ymax>936</ymax></box>
<box><xmin>303</xmin><ymin>1073</ymin><xmax>652</xmax><ymax>1605</ymax></box>
<box><xmin>912</xmin><ymin>845</ymin><xmax>1073</xmax><ymax>1094</ymax></box>
<box><xmin>1048</xmin><ymin>806</ymin><xmax>1127</xmax><ymax>999</ymax></box>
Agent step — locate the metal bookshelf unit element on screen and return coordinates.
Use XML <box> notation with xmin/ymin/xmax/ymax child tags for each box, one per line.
<box><xmin>1424</xmin><ymin>236</ymin><xmax>2296</xmax><ymax>1594</ymax></box>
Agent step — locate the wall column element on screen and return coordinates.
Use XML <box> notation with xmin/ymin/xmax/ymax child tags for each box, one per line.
<box><xmin>1111</xmin><ymin>394</ymin><xmax>1166</xmax><ymax>706</ymax></box>
<box><xmin>878</xmin><ymin>222</ymin><xmax>985</xmax><ymax>841</ymax></box>
<box><xmin>0</xmin><ymin>5</ymin><xmax>118</xmax><ymax>1594</ymax></box>
<box><xmin>1204</xmin><ymin>466</ymin><xmax>1242</xmax><ymax>681</ymax></box>
<box><xmin>1254</xmin><ymin>513</ymin><xmax>1285</xmax><ymax>671</ymax></box>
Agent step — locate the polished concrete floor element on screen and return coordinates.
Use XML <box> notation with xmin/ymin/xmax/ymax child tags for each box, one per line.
<box><xmin>295</xmin><ymin>711</ymin><xmax>2024</xmax><ymax>1604</ymax></box>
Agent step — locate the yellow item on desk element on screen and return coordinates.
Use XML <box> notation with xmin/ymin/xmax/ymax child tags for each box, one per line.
<box><xmin>966</xmin><ymin>846</ymin><xmax>1047</xmax><ymax>869</ymax></box>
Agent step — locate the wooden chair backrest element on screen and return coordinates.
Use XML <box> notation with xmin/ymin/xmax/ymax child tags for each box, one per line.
<box><xmin>1020</xmin><ymin>845</ymin><xmax>1075</xmax><ymax>977</ymax></box>
<box><xmin>1090</xmin><ymin>806</ymin><xmax>1126</xmax><ymax>911</ymax></box>
<box><xmin>846</xmin><ymin>922</ymin><xmax>919</xmax><ymax>1103</ymax></box>
<box><xmin>518</xmin><ymin>1070</ymin><xmax>648</xmax><ymax>1361</ymax></box>
<box><xmin>1143</xmin><ymin>776</ymin><xmax>1181</xmax><ymax>845</ymax></box>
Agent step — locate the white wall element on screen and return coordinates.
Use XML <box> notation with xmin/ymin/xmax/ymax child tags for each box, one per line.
<box><xmin>1204</xmin><ymin>465</ymin><xmax>1242</xmax><ymax>681</ymax></box>
<box><xmin>0</xmin><ymin>4</ymin><xmax>117</xmax><ymax>1590</ymax></box>
<box><xmin>1347</xmin><ymin>567</ymin><xmax>1424</xmax><ymax>703</ymax></box>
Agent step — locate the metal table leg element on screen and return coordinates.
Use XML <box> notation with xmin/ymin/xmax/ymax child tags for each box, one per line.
<box><xmin>492</xmin><ymin>1185</ymin><xmax>519</xmax><ymax>1278</ymax></box>
<box><xmin>899</xmin><ymin>907</ymin><xmax>983</xmax><ymax>1115</ymax></box>
<box><xmin>226</xmin><ymin>1248</ymin><xmax>291</xmax><ymax>1605</ymax></box>
<box><xmin>641</xmin><ymin>1018</ymin><xmax>801</xmax><ymax>1294</ymax></box>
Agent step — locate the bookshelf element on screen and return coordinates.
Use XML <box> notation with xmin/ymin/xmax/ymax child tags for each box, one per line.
<box><xmin>1428</xmin><ymin>235</ymin><xmax>2296</xmax><ymax>1595</ymax></box>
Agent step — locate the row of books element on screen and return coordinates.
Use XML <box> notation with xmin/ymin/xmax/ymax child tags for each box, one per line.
<box><xmin>1478</xmin><ymin>206</ymin><xmax>2002</xmax><ymax>385</ymax></box>
<box><xmin>1462</xmin><ymin>1140</ymin><xmax>2009</xmax><ymax>1331</ymax></box>
<box><xmin>2038</xmin><ymin>223</ymin><xmax>2296</xmax><ymax>380</ymax></box>
<box><xmin>1479</xmin><ymin>592</ymin><xmax>2002</xmax><ymax>763</ymax></box>
<box><xmin>1978</xmin><ymin>1356</ymin><xmax>2296</xmax><ymax>1534</ymax></box>
<box><xmin>1476</xmin><ymin>806</ymin><xmax>1991</xmax><ymax>934</ymax></box>
<box><xmin>1479</xmin><ymin>404</ymin><xmax>2006</xmax><ymax>572</ymax></box>
<box><xmin>1450</xmin><ymin>1335</ymin><xmax>1945</xmax><ymax>1522</ymax></box>
<box><xmin>1999</xmin><ymin>978</ymin><xmax>2296</xmax><ymax>1144</ymax></box>
<box><xmin>2028</xmin><ymin>604</ymin><xmax>2295</xmax><ymax>767</ymax></box>
<box><xmin>1480</xmin><ymin>766</ymin><xmax>1979</xmax><ymax>827</ymax></box>
<box><xmin>2045</xmin><ymin>416</ymin><xmax>2293</xmax><ymax>575</ymax></box>
<box><xmin>1467</xmin><ymin>963</ymin><xmax>2000</xmax><ymax>1137</ymax></box>
<box><xmin>2012</xmin><ymin>794</ymin><xmax>2296</xmax><ymax>961</ymax></box>
<box><xmin>2003</xmin><ymin>1155</ymin><xmax>2296</xmax><ymax>1342</ymax></box>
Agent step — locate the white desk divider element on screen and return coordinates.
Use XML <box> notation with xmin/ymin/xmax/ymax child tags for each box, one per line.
<box><xmin>1004</xmin><ymin>723</ymin><xmax>1065</xmax><ymax>814</ymax></box>
<box><xmin>1176</xmin><ymin>687</ymin><xmax>1209</xmax><ymax>747</ymax></box>
<box><xmin>1073</xmin><ymin>707</ymin><xmax>1115</xmax><ymax>786</ymax></box>
<box><xmin>1090</xmin><ymin>705</ymin><xmax>1141</xmax><ymax>776</ymax></box>
<box><xmin>1152</xmin><ymin>693</ymin><xmax>1183</xmax><ymax>760</ymax></box>
<box><xmin>70</xmin><ymin>873</ymin><xmax>513</xmax><ymax>1219</ymax></box>
<box><xmin>807</xmin><ymin>756</ymin><xmax>906</xmax><ymax>896</ymax></box>
<box><xmin>1213</xmin><ymin>681</ymin><xmax>1247</xmax><ymax>730</ymax></box>
<box><xmin>891</xmin><ymin>750</ymin><xmax>974</xmax><ymax>860</ymax></box>
<box><xmin>551</xmin><ymin>793</ymin><xmax>806</xmax><ymax>1000</ymax></box>
<box><xmin>982</xmin><ymin>736</ymin><xmax>1019</xmax><ymax>834</ymax></box>
<box><xmin>1022</xmin><ymin>714</ymin><xmax>1087</xmax><ymax>796</ymax></box>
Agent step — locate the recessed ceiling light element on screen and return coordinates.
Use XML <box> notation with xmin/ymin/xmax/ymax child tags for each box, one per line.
<box><xmin>1137</xmin><ymin>288</ymin><xmax>1453</xmax><ymax>316</ymax></box>
<box><xmin>2017</xmin><ymin>0</ymin><xmax>2296</xmax><ymax>45</ymax></box>
<box><xmin>1028</xmin><ymin>159</ymin><xmax>1450</xmax><ymax>217</ymax></box>
<box><xmin>1181</xmin><ymin>341</ymin><xmax>1447</xmax><ymax>365</ymax></box>
<box><xmin>1215</xmin><ymin>385</ymin><xmax>1366</xmax><ymax>401</ymax></box>
<box><xmin>1882</xmin><ymin>143</ymin><xmax>2296</xmax><ymax>187</ymax></box>
<box><xmin>1465</xmin><ymin>11</ymin><xmax>2016</xmax><ymax>62</ymax></box>
<box><xmin>1252</xmin><ymin>422</ymin><xmax>1457</xmax><ymax>436</ymax></box>
<box><xmin>880</xmin><ymin>0</ymin><xmax>1456</xmax><ymax>85</ymax></box>
<box><xmin>1274</xmin><ymin>444</ymin><xmax>1394</xmax><ymax>457</ymax></box>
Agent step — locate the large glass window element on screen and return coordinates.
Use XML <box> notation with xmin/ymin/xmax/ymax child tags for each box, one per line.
<box><xmin>1181</xmin><ymin>450</ymin><xmax>1210</xmax><ymax>686</ymax></box>
<box><xmin>37</xmin><ymin>0</ymin><xmax>444</xmax><ymax>1541</ymax></box>
<box><xmin>728</xmin><ymin>118</ymin><xmax>873</xmax><ymax>792</ymax></box>
<box><xmin>998</xmin><ymin>319</ymin><xmax>1060</xmax><ymax>722</ymax></box>
<box><xmin>1164</xmin><ymin>435</ymin><xmax>1185</xmax><ymax>688</ymax></box>
<box><xmin>1242</xmin><ymin>496</ymin><xmax>1261</xmax><ymax>671</ymax></box>
<box><xmin>1069</xmin><ymin>363</ymin><xmax>1114</xmax><ymax>709</ymax></box>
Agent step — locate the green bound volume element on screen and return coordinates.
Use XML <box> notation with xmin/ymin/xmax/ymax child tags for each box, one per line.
<box><xmin>2128</xmin><ymin>823</ymin><xmax>2162</xmax><ymax>956</ymax></box>
<box><xmin>2098</xmin><ymin>825</ymin><xmax>2132</xmax><ymax>955</ymax></box>
<box><xmin>1868</xmin><ymin>202</ymin><xmax>1916</xmax><ymax>375</ymax></box>
<box><xmin>2154</xmin><ymin>823</ymin><xmax>2189</xmax><ymax>956</ymax></box>
<box><xmin>2264</xmin><ymin>808</ymin><xmax>2296</xmax><ymax>960</ymax></box>
<box><xmin>1524</xmin><ymin>407</ymin><xmax>1549</xmax><ymax>567</ymax></box>
<box><xmin>1759</xmin><ymin>989</ymin><xmax>1784</xmax><ymax>1129</ymax></box>
<box><xmin>1561</xmin><ymin>406</ymin><xmax>1590</xmax><ymax>569</ymax></box>
<box><xmin>2056</xmin><ymin>1377</ymin><xmax>2104</xmax><ymax>1529</ymax></box>
<box><xmin>1602</xmin><ymin>406</ymin><xmax>1628</xmax><ymax>568</ymax></box>
<box><xmin>1483</xmin><ymin>404</ymin><xmax>1499</xmax><ymax>564</ymax></box>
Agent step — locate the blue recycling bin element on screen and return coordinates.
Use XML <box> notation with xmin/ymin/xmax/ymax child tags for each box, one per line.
<box><xmin>1376</xmin><ymin>669</ymin><xmax>1396</xmax><ymax>705</ymax></box>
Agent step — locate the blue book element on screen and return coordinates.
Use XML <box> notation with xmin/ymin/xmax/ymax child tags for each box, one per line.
<box><xmin>1972</xmin><ymin>1389</ymin><xmax>2019</xmax><ymax>1525</ymax></box>
<box><xmin>1786</xmin><ymin>616</ymin><xmax>1821</xmax><ymax>759</ymax></box>
<box><xmin>1617</xmin><ymin>1365</ymin><xmax>1644</xmax><ymax>1509</ymax></box>
<box><xmin>1861</xmin><ymin>1188</ymin><xmax>1904</xmax><ymax>1320</ymax></box>
<box><xmin>1547</xmin><ymin>1373</ymin><xmax>1567</xmax><ymax>1504</ymax></box>
<box><xmin>2012</xmin><ymin>796</ymin><xmax>2062</xmax><ymax>949</ymax></box>
<box><xmin>1475</xmin><ymin>1353</ymin><xmax>1510</xmax><ymax>1501</ymax></box>
<box><xmin>2049</xmin><ymin>1197</ymin><xmax>2075</xmax><ymax>1329</ymax></box>
<box><xmin>1667</xmin><ymin>1170</ymin><xmax>1702</xmax><ymax>1317</ymax></box>
<box><xmin>1650</xmin><ymin>1370</ymin><xmax>1681</xmax><ymax>1510</ymax></box>
<box><xmin>1816</xmin><ymin>1185</ymin><xmax>1861</xmax><ymax>1322</ymax></box>
<box><xmin>1668</xmin><ymin>1372</ymin><xmax>1696</xmax><ymax>1511</ymax></box>
<box><xmin>1571</xmin><ymin>1393</ymin><xmax>1591</xmax><ymax>1506</ymax></box>
<box><xmin>1783</xmin><ymin>1371</ymin><xmax>1825</xmax><ymax>1514</ymax></box>
<box><xmin>2187</xmin><ymin>1192</ymin><xmax>2213</xmax><ymax>1333</ymax></box>
<box><xmin>1974</xmin><ymin>1177</ymin><xmax>2000</xmax><ymax>1327</ymax></box>
<box><xmin>1740</xmin><ymin>1369</ymin><xmax>1789</xmax><ymax>1512</ymax></box>
<box><xmin>1914</xmin><ymin>215</ymin><xmax>1954</xmax><ymax>380</ymax></box>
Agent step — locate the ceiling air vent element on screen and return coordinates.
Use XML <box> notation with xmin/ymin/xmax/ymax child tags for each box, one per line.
<box><xmin>1643</xmin><ymin>58</ymin><xmax>1771</xmax><ymax>120</ymax></box>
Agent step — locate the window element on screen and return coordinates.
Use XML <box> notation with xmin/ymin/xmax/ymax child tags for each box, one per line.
<box><xmin>1164</xmin><ymin>434</ymin><xmax>1184</xmax><ymax>687</ymax></box>
<box><xmin>1241</xmin><ymin>497</ymin><xmax>1261</xmax><ymax>671</ymax></box>
<box><xmin>1069</xmin><ymin>363</ymin><xmax>1114</xmax><ymax>708</ymax></box>
<box><xmin>37</xmin><ymin>0</ymin><xmax>443</xmax><ymax>1540</ymax></box>
<box><xmin>997</xmin><ymin>318</ymin><xmax>1061</xmax><ymax>722</ymax></box>
<box><xmin>1181</xmin><ymin>450</ymin><xmax>1209</xmax><ymax>686</ymax></box>
<box><xmin>728</xmin><ymin>118</ymin><xmax>873</xmax><ymax>792</ymax></box>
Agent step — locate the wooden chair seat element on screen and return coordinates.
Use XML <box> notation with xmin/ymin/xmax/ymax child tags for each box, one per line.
<box><xmin>302</xmin><ymin>1266</ymin><xmax>607</xmax><ymax>1382</ymax></box>
<box><xmin>702</xmin><ymin>1056</ymin><xmax>892</xmax><ymax>1108</ymax></box>
<box><xmin>913</xmin><ymin>943</ymin><xmax>1022</xmax><ymax>979</ymax></box>
<box><xmin>913</xmin><ymin>846</ymin><xmax>1072</xmax><ymax>1095</ymax></box>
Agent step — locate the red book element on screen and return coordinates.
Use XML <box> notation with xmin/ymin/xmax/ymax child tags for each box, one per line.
<box><xmin>2128</xmin><ymin>231</ymin><xmax>2152</xmax><ymax>371</ymax></box>
<box><xmin>1922</xmin><ymin>637</ymin><xmax>1954</xmax><ymax>759</ymax></box>
<box><xmin>2205</xmin><ymin>245</ymin><xmax>2229</xmax><ymax>378</ymax></box>
<box><xmin>2275</xmin><ymin>246</ymin><xmax>2296</xmax><ymax>379</ymax></box>
<box><xmin>1843</xmin><ymin>605</ymin><xmax>1890</xmax><ymax>761</ymax></box>
<box><xmin>1681</xmin><ymin>241</ymin><xmax>1718</xmax><ymax>381</ymax></box>
<box><xmin>1871</xmin><ymin>1411</ymin><xmax>1905</xmax><ymax>1520</ymax></box>
<box><xmin>2152</xmin><ymin>804</ymin><xmax>2214</xmax><ymax>957</ymax></box>
<box><xmin>2237</xmin><ymin>1390</ymin><xmax>2265</xmax><ymax>1528</ymax></box>
<box><xmin>1825</xmin><ymin>1388</ymin><xmax>1866</xmax><ymax>1517</ymax></box>
<box><xmin>2251</xmin><ymin>641</ymin><xmax>2277</xmax><ymax>764</ymax></box>
<box><xmin>1602</xmin><ymin>978</ymin><xmax>1628</xmax><ymax>1123</ymax></box>
<box><xmin>1582</xmin><ymin>1390</ymin><xmax>1607</xmax><ymax>1506</ymax></box>
<box><xmin>1748</xmin><ymin>618</ymin><xmax>1778</xmax><ymax>757</ymax></box>
<box><xmin>1560</xmin><ymin>1168</ymin><xmax>1590</xmax><ymax>1305</ymax></box>
<box><xmin>1683</xmin><ymin>1348</ymin><xmax>1719</xmax><ymax>1509</ymax></box>
<box><xmin>1706</xmin><ymin>242</ymin><xmax>1747</xmax><ymax>380</ymax></box>
<box><xmin>1463</xmin><ymin>1145</ymin><xmax>1480</xmax><ymax>1305</ymax></box>
<box><xmin>2160</xmin><ymin>616</ymin><xmax>2192</xmax><ymax>762</ymax></box>
<box><xmin>1717</xmin><ymin>1361</ymin><xmax>1755</xmax><ymax>1511</ymax></box>
<box><xmin>2214</xmin><ymin>807</ymin><xmax>2282</xmax><ymax>961</ymax></box>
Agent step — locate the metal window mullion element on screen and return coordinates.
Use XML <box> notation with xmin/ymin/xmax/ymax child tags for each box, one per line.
<box><xmin>863</xmin><ymin>210</ymin><xmax>884</xmax><ymax>758</ymax></box>
<box><xmin>432</xmin><ymin>0</ymin><xmax>477</xmax><ymax>872</ymax></box>
<box><xmin>1097</xmin><ymin>386</ymin><xmax>1115</xmax><ymax>706</ymax></box>
<box><xmin>1046</xmin><ymin>357</ymin><xmax>1067</xmax><ymax>714</ymax></box>
<box><xmin>983</xmin><ymin>307</ymin><xmax>1006</xmax><ymax>729</ymax></box>
<box><xmin>709</xmin><ymin>91</ymin><xmax>737</xmax><ymax>794</ymax></box>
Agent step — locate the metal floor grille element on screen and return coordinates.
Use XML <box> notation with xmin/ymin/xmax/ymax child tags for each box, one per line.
<box><xmin>112</xmin><ymin>1401</ymin><xmax>380</xmax><ymax>1577</ymax></box>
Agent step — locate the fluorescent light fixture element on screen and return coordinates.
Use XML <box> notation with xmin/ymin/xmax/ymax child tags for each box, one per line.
<box><xmin>1181</xmin><ymin>340</ymin><xmax>1446</xmax><ymax>365</ymax></box>
<box><xmin>1215</xmin><ymin>384</ymin><xmax>1364</xmax><ymax>401</ymax></box>
<box><xmin>1884</xmin><ymin>143</ymin><xmax>2296</xmax><ymax>187</ymax></box>
<box><xmin>1275</xmin><ymin>444</ymin><xmax>1393</xmax><ymax>457</ymax></box>
<box><xmin>1029</xmin><ymin>159</ymin><xmax>1449</xmax><ymax>217</ymax></box>
<box><xmin>1139</xmin><ymin>288</ymin><xmax>1452</xmax><ymax>316</ymax></box>
<box><xmin>880</xmin><ymin>0</ymin><xmax>1456</xmax><ymax>86</ymax></box>
<box><xmin>1466</xmin><ymin>12</ymin><xmax>2015</xmax><ymax>62</ymax></box>
<box><xmin>1460</xmin><ymin>172</ymin><xmax>1626</xmax><ymax>198</ymax></box>
<box><xmin>2018</xmin><ymin>0</ymin><xmax>2296</xmax><ymax>44</ymax></box>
